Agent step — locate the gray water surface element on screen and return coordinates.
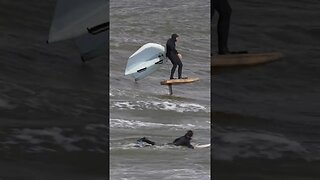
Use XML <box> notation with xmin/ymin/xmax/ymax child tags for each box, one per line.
<box><xmin>212</xmin><ymin>0</ymin><xmax>320</xmax><ymax>179</ymax></box>
<box><xmin>110</xmin><ymin>0</ymin><xmax>211</xmax><ymax>179</ymax></box>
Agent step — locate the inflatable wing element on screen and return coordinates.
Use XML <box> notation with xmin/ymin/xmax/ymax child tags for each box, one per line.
<box><xmin>48</xmin><ymin>0</ymin><xmax>108</xmax><ymax>61</ymax></box>
<box><xmin>125</xmin><ymin>43</ymin><xmax>166</xmax><ymax>81</ymax></box>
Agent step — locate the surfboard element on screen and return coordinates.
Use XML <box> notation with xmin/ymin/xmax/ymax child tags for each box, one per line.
<box><xmin>160</xmin><ymin>77</ymin><xmax>200</xmax><ymax>85</ymax></box>
<box><xmin>125</xmin><ymin>43</ymin><xmax>166</xmax><ymax>81</ymax></box>
<box><xmin>160</xmin><ymin>77</ymin><xmax>200</xmax><ymax>95</ymax></box>
<box><xmin>195</xmin><ymin>144</ymin><xmax>211</xmax><ymax>148</ymax></box>
<box><xmin>212</xmin><ymin>52</ymin><xmax>283</xmax><ymax>67</ymax></box>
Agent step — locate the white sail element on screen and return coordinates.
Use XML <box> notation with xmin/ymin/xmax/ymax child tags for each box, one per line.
<box><xmin>48</xmin><ymin>0</ymin><xmax>108</xmax><ymax>43</ymax></box>
<box><xmin>125</xmin><ymin>43</ymin><xmax>166</xmax><ymax>81</ymax></box>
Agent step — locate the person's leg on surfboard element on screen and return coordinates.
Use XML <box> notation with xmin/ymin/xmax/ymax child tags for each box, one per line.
<box><xmin>176</xmin><ymin>54</ymin><xmax>188</xmax><ymax>79</ymax></box>
<box><xmin>177</xmin><ymin>57</ymin><xmax>183</xmax><ymax>79</ymax></box>
<box><xmin>169</xmin><ymin>57</ymin><xmax>178</xmax><ymax>79</ymax></box>
<box><xmin>213</xmin><ymin>0</ymin><xmax>248</xmax><ymax>55</ymax></box>
<box><xmin>215</xmin><ymin>0</ymin><xmax>232</xmax><ymax>54</ymax></box>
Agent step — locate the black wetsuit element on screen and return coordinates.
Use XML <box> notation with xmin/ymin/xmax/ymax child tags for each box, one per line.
<box><xmin>173</xmin><ymin>135</ymin><xmax>194</xmax><ymax>149</ymax></box>
<box><xmin>166</xmin><ymin>36</ymin><xmax>183</xmax><ymax>79</ymax></box>
<box><xmin>212</xmin><ymin>0</ymin><xmax>232</xmax><ymax>54</ymax></box>
<box><xmin>137</xmin><ymin>132</ymin><xmax>194</xmax><ymax>149</ymax></box>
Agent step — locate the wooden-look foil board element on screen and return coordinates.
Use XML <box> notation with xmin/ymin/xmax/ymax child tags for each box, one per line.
<box><xmin>160</xmin><ymin>77</ymin><xmax>199</xmax><ymax>85</ymax></box>
<box><xmin>212</xmin><ymin>52</ymin><xmax>283</xmax><ymax>67</ymax></box>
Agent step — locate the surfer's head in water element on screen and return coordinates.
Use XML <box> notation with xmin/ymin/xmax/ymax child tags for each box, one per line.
<box><xmin>171</xmin><ymin>33</ymin><xmax>179</xmax><ymax>42</ymax></box>
<box><xmin>185</xmin><ymin>130</ymin><xmax>193</xmax><ymax>139</ymax></box>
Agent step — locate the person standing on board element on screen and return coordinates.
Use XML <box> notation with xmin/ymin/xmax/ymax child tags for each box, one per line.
<box><xmin>212</xmin><ymin>0</ymin><xmax>247</xmax><ymax>55</ymax></box>
<box><xmin>212</xmin><ymin>0</ymin><xmax>232</xmax><ymax>55</ymax></box>
<box><xmin>166</xmin><ymin>33</ymin><xmax>184</xmax><ymax>79</ymax></box>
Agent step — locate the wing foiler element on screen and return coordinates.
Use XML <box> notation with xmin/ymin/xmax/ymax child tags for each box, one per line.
<box><xmin>125</xmin><ymin>43</ymin><xmax>166</xmax><ymax>81</ymax></box>
<box><xmin>47</xmin><ymin>0</ymin><xmax>108</xmax><ymax>61</ymax></box>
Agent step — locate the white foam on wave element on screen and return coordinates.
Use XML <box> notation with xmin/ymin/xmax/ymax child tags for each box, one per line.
<box><xmin>111</xmin><ymin>142</ymin><xmax>210</xmax><ymax>151</ymax></box>
<box><xmin>113</xmin><ymin>101</ymin><xmax>137</xmax><ymax>110</ymax></box>
<box><xmin>110</xmin><ymin>87</ymin><xmax>139</xmax><ymax>98</ymax></box>
<box><xmin>112</xmin><ymin>100</ymin><xmax>208</xmax><ymax>113</ymax></box>
<box><xmin>110</xmin><ymin>143</ymin><xmax>172</xmax><ymax>151</ymax></box>
<box><xmin>110</xmin><ymin>118</ymin><xmax>208</xmax><ymax>130</ymax></box>
<box><xmin>161</xmin><ymin>169</ymin><xmax>210</xmax><ymax>180</ymax></box>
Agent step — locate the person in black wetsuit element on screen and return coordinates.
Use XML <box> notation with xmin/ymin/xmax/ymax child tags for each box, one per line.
<box><xmin>212</xmin><ymin>0</ymin><xmax>232</xmax><ymax>54</ymax></box>
<box><xmin>166</xmin><ymin>34</ymin><xmax>183</xmax><ymax>79</ymax></box>
<box><xmin>136</xmin><ymin>130</ymin><xmax>194</xmax><ymax>149</ymax></box>
<box><xmin>172</xmin><ymin>130</ymin><xmax>194</xmax><ymax>149</ymax></box>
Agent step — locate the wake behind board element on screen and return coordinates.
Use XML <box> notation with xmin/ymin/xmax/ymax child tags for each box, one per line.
<box><xmin>212</xmin><ymin>52</ymin><xmax>283</xmax><ymax>67</ymax></box>
<box><xmin>160</xmin><ymin>77</ymin><xmax>199</xmax><ymax>85</ymax></box>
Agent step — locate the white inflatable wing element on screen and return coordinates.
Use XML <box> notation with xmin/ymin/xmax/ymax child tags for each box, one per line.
<box><xmin>125</xmin><ymin>43</ymin><xmax>166</xmax><ymax>81</ymax></box>
<box><xmin>48</xmin><ymin>0</ymin><xmax>108</xmax><ymax>43</ymax></box>
<box><xmin>47</xmin><ymin>0</ymin><xmax>108</xmax><ymax>61</ymax></box>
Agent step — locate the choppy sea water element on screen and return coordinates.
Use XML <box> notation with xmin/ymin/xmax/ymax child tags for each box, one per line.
<box><xmin>212</xmin><ymin>0</ymin><xmax>320</xmax><ymax>179</ymax></box>
<box><xmin>1</xmin><ymin>0</ymin><xmax>317</xmax><ymax>179</ymax></box>
<box><xmin>0</xmin><ymin>0</ymin><xmax>107</xmax><ymax>179</ymax></box>
<box><xmin>110</xmin><ymin>0</ymin><xmax>210</xmax><ymax>179</ymax></box>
